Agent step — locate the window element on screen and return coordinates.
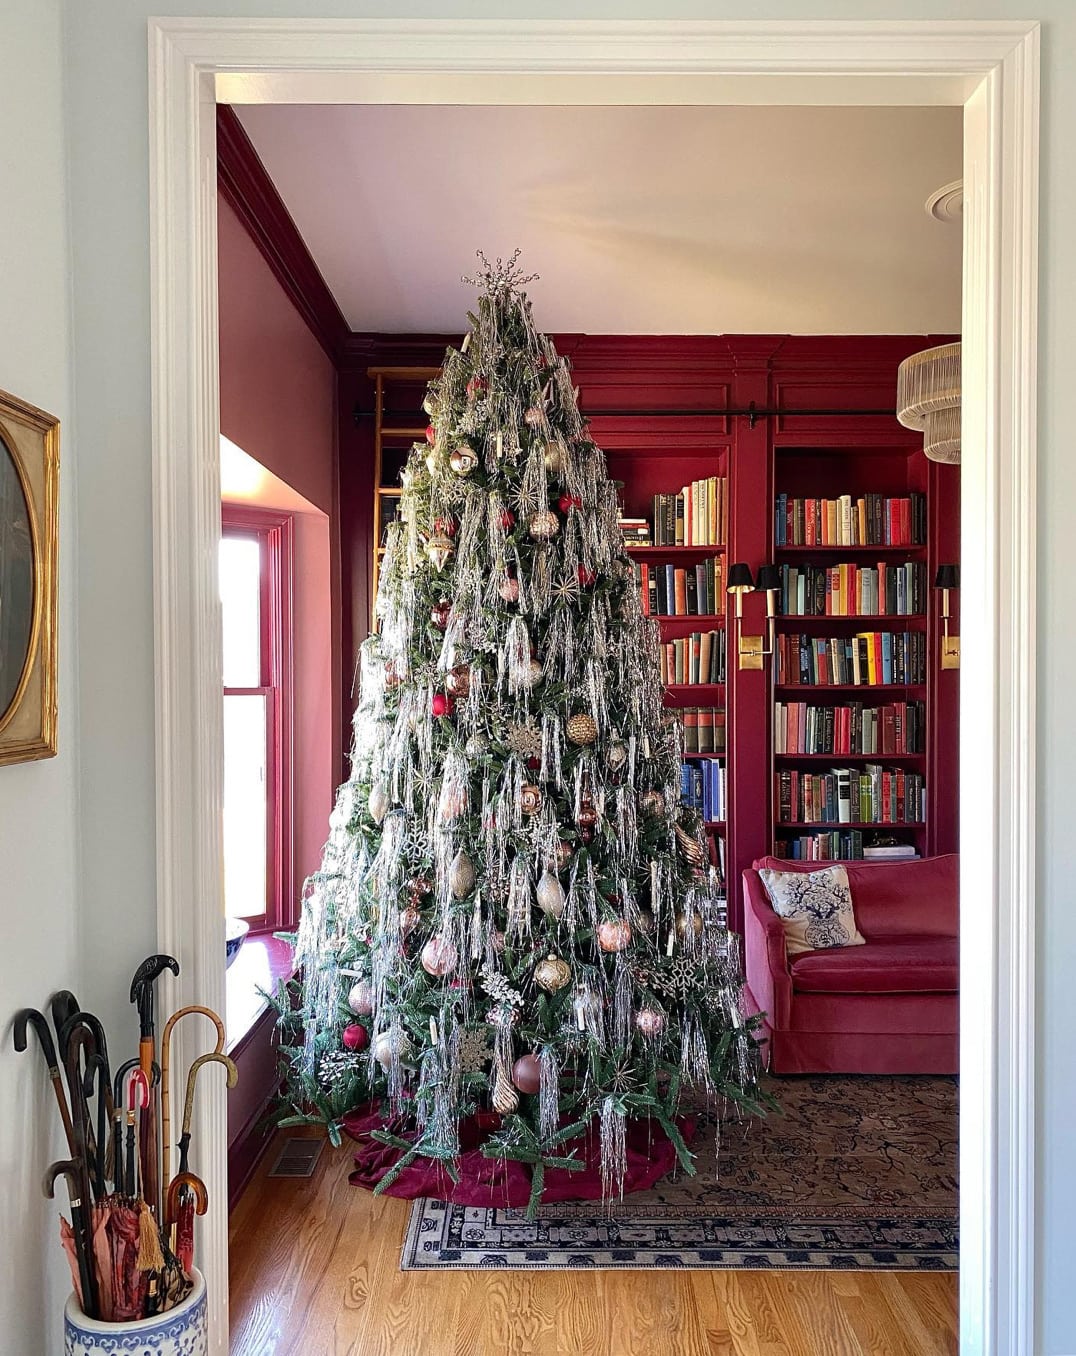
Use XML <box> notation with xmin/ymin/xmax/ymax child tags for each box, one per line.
<box><xmin>220</xmin><ymin>506</ymin><xmax>293</xmax><ymax>932</ymax></box>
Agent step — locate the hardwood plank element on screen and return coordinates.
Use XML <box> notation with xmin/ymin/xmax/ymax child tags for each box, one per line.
<box><xmin>229</xmin><ymin>1133</ymin><xmax>959</xmax><ymax>1356</ymax></box>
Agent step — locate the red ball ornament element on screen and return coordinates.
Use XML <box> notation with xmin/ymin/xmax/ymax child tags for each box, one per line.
<box><xmin>500</xmin><ymin>508</ymin><xmax>516</xmax><ymax>530</ymax></box>
<box><xmin>431</xmin><ymin>600</ymin><xmax>452</xmax><ymax>631</ymax></box>
<box><xmin>526</xmin><ymin>756</ymin><xmax>541</xmax><ymax>771</ymax></box>
<box><xmin>558</xmin><ymin>494</ymin><xmax>581</xmax><ymax>513</ymax></box>
<box><xmin>577</xmin><ymin>565</ymin><xmax>596</xmax><ymax>587</ymax></box>
<box><xmin>342</xmin><ymin>1023</ymin><xmax>368</xmax><ymax>1052</ymax></box>
<box><xmin>432</xmin><ymin>692</ymin><xmax>455</xmax><ymax>718</ymax></box>
<box><xmin>466</xmin><ymin>374</ymin><xmax>489</xmax><ymax>400</ymax></box>
<box><xmin>512</xmin><ymin>1053</ymin><xmax>542</xmax><ymax>1095</ymax></box>
<box><xmin>425</xmin><ymin>424</ymin><xmax>437</xmax><ymax>446</ymax></box>
<box><xmin>433</xmin><ymin>516</ymin><xmax>457</xmax><ymax>538</ymax></box>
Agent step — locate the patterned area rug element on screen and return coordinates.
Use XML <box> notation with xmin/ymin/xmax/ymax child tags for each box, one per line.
<box><xmin>401</xmin><ymin>1075</ymin><xmax>957</xmax><ymax>1271</ymax></box>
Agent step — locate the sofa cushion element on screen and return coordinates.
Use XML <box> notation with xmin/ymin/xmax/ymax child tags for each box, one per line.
<box><xmin>757</xmin><ymin>864</ymin><xmax>866</xmax><ymax>957</ymax></box>
<box><xmin>789</xmin><ymin>937</ymin><xmax>958</xmax><ymax>994</ymax></box>
<box><xmin>752</xmin><ymin>854</ymin><xmax>958</xmax><ymax>940</ymax></box>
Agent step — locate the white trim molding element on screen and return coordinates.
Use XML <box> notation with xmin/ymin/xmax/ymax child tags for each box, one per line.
<box><xmin>147</xmin><ymin>20</ymin><xmax>1039</xmax><ymax>1356</ymax></box>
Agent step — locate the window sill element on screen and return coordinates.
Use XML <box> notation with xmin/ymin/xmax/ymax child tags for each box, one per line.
<box><xmin>226</xmin><ymin>933</ymin><xmax>296</xmax><ymax>1055</ymax></box>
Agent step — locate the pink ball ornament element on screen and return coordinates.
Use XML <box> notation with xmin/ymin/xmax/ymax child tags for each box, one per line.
<box><xmin>342</xmin><ymin>1023</ymin><xmax>369</xmax><ymax>1052</ymax></box>
<box><xmin>425</xmin><ymin>424</ymin><xmax>437</xmax><ymax>445</ymax></box>
<box><xmin>499</xmin><ymin>576</ymin><xmax>520</xmax><ymax>603</ymax></box>
<box><xmin>512</xmin><ymin>1052</ymin><xmax>542</xmax><ymax>1095</ymax></box>
<box><xmin>421</xmin><ymin>935</ymin><xmax>458</xmax><ymax>977</ymax></box>
<box><xmin>597</xmin><ymin>919</ymin><xmax>632</xmax><ymax>953</ymax></box>
<box><xmin>635</xmin><ymin>1008</ymin><xmax>665</xmax><ymax>1039</ymax></box>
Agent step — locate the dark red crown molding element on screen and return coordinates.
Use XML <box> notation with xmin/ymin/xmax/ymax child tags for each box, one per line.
<box><xmin>217</xmin><ymin>106</ymin><xmax>349</xmax><ymax>361</ymax></box>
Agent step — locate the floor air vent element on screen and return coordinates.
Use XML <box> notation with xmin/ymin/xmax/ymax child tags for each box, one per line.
<box><xmin>268</xmin><ymin>1137</ymin><xmax>326</xmax><ymax>1179</ymax></box>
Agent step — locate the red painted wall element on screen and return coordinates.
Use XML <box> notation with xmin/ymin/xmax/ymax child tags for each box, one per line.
<box><xmin>218</xmin><ymin>193</ymin><xmax>342</xmax><ymax>1181</ymax></box>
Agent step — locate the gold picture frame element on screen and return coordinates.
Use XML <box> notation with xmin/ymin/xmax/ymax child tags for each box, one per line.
<box><xmin>0</xmin><ymin>389</ymin><xmax>58</xmax><ymax>765</ymax></box>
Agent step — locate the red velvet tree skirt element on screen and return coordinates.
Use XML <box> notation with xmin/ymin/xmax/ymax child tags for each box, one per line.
<box><xmin>343</xmin><ymin>1104</ymin><xmax>696</xmax><ymax>1208</ymax></box>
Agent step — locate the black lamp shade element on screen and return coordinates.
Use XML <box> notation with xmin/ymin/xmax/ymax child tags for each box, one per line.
<box><xmin>934</xmin><ymin>564</ymin><xmax>960</xmax><ymax>590</ymax></box>
<box><xmin>755</xmin><ymin>564</ymin><xmax>781</xmax><ymax>593</ymax></box>
<box><xmin>727</xmin><ymin>562</ymin><xmax>755</xmax><ymax>593</ymax></box>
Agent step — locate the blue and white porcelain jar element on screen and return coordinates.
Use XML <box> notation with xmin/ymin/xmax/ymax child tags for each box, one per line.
<box><xmin>63</xmin><ymin>1270</ymin><xmax>207</xmax><ymax>1356</ymax></box>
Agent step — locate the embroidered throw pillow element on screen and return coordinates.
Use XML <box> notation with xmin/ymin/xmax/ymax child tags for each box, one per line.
<box><xmin>758</xmin><ymin>865</ymin><xmax>866</xmax><ymax>957</ymax></box>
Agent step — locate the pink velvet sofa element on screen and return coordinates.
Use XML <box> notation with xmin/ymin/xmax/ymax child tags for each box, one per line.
<box><xmin>742</xmin><ymin>854</ymin><xmax>958</xmax><ymax>1075</ymax></box>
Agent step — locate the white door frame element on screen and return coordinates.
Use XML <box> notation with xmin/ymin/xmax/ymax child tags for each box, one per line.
<box><xmin>148</xmin><ymin>19</ymin><xmax>1039</xmax><ymax>1355</ymax></box>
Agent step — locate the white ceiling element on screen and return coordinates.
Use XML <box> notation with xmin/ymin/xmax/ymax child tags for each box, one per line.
<box><xmin>234</xmin><ymin>103</ymin><xmax>962</xmax><ymax>336</ymax></box>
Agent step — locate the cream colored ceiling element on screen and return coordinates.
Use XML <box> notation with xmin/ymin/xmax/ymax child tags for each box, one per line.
<box><xmin>234</xmin><ymin>103</ymin><xmax>962</xmax><ymax>336</ymax></box>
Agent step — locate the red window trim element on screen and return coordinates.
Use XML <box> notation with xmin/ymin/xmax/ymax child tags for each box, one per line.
<box><xmin>221</xmin><ymin>504</ymin><xmax>295</xmax><ymax>934</ymax></box>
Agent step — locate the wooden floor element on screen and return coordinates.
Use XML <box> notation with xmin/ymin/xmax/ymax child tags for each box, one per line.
<box><xmin>229</xmin><ymin>1132</ymin><xmax>958</xmax><ymax>1356</ymax></box>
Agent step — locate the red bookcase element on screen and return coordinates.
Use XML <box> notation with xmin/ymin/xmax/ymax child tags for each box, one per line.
<box><xmin>340</xmin><ymin>334</ymin><xmax>960</xmax><ymax>934</ymax></box>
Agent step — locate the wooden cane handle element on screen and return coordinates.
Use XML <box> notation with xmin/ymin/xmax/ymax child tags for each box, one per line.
<box><xmin>165</xmin><ymin>1171</ymin><xmax>208</xmax><ymax>1226</ymax></box>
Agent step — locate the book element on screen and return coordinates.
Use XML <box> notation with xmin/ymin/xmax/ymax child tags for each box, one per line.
<box><xmin>649</xmin><ymin>479</ymin><xmax>729</xmax><ymax>546</ymax></box>
<box><xmin>774</xmin><ymin>491</ymin><xmax>927</xmax><ymax>546</ymax></box>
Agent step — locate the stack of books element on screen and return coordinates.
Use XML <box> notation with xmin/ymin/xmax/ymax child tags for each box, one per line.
<box><xmin>681</xmin><ymin>707</ymin><xmax>726</xmax><ymax>754</ymax></box>
<box><xmin>651</xmin><ymin>477</ymin><xmax>728</xmax><ymax>546</ymax></box>
<box><xmin>778</xmin><ymin>562</ymin><xmax>925</xmax><ymax>617</ymax></box>
<box><xmin>775</xmin><ymin>492</ymin><xmax>927</xmax><ymax>547</ymax></box>
<box><xmin>775</xmin><ymin>632</ymin><xmax>927</xmax><ymax>686</ymax></box>
<box><xmin>618</xmin><ymin>516</ymin><xmax>652</xmax><ymax>545</ymax></box>
<box><xmin>680</xmin><ymin>758</ymin><xmax>727</xmax><ymax>823</ymax></box>
<box><xmin>637</xmin><ymin>558</ymin><xmax>723</xmax><ymax>616</ymax></box>
<box><xmin>775</xmin><ymin>765</ymin><xmax>926</xmax><ymax>824</ymax></box>
<box><xmin>660</xmin><ymin>631</ymin><xmax>726</xmax><ymax>686</ymax></box>
<box><xmin>774</xmin><ymin>700</ymin><xmax>926</xmax><ymax>755</ymax></box>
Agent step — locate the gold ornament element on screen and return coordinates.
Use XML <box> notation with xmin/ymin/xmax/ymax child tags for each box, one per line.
<box><xmin>535</xmin><ymin>954</ymin><xmax>572</xmax><ymax>993</ymax></box>
<box><xmin>536</xmin><ymin>869</ymin><xmax>566</xmax><ymax>919</ymax></box>
<box><xmin>524</xmin><ymin>405</ymin><xmax>544</xmax><ymax>428</ymax></box>
<box><xmin>528</xmin><ymin>509</ymin><xmax>560</xmax><ymax>541</ymax></box>
<box><xmin>544</xmin><ymin>441</ymin><xmax>564</xmax><ymax>474</ymax></box>
<box><xmin>520</xmin><ymin>784</ymin><xmax>543</xmax><ymax>815</ymax></box>
<box><xmin>449</xmin><ymin>850</ymin><xmax>476</xmax><ymax>899</ymax></box>
<box><xmin>555</xmin><ymin>840</ymin><xmax>574</xmax><ymax>871</ymax></box>
<box><xmin>372</xmin><ymin>1028</ymin><xmax>411</xmax><ymax>1069</ymax></box>
<box><xmin>675</xmin><ymin>823</ymin><xmax>707</xmax><ymax>867</ymax></box>
<box><xmin>492</xmin><ymin>1073</ymin><xmax>519</xmax><ymax>1114</ymax></box>
<box><xmin>399</xmin><ymin>904</ymin><xmax>422</xmax><ymax>936</ymax></box>
<box><xmin>566</xmin><ymin>712</ymin><xmax>598</xmax><ymax>746</ymax></box>
<box><xmin>446</xmin><ymin>664</ymin><xmax>472</xmax><ymax>697</ymax></box>
<box><xmin>641</xmin><ymin>790</ymin><xmax>666</xmax><ymax>817</ymax></box>
<box><xmin>426</xmin><ymin>532</ymin><xmax>455</xmax><ymax>571</ymax></box>
<box><xmin>527</xmin><ymin>658</ymin><xmax>544</xmax><ymax>688</ymax></box>
<box><xmin>506</xmin><ymin>721</ymin><xmax>542</xmax><ymax>759</ymax></box>
<box><xmin>675</xmin><ymin>909</ymin><xmax>704</xmax><ymax>939</ymax></box>
<box><xmin>449</xmin><ymin>443</ymin><xmax>478</xmax><ymax>476</ymax></box>
<box><xmin>499</xmin><ymin>575</ymin><xmax>520</xmax><ymax>603</ymax></box>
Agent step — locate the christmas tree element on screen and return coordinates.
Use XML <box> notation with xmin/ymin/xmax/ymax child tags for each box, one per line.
<box><xmin>277</xmin><ymin>253</ymin><xmax>767</xmax><ymax>1209</ymax></box>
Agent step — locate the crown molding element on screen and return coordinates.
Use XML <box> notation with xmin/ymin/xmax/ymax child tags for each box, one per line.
<box><xmin>216</xmin><ymin>106</ymin><xmax>349</xmax><ymax>360</ymax></box>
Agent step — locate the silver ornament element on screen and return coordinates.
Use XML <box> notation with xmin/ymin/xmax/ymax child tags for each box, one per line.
<box><xmin>426</xmin><ymin>532</ymin><xmax>455</xmax><ymax>571</ymax></box>
<box><xmin>450</xmin><ymin>444</ymin><xmax>478</xmax><ymax>476</ymax></box>
<box><xmin>347</xmin><ymin>980</ymin><xmax>375</xmax><ymax>1016</ymax></box>
<box><xmin>368</xmin><ymin>783</ymin><xmax>390</xmax><ymax>824</ymax></box>
<box><xmin>536</xmin><ymin>869</ymin><xmax>566</xmax><ymax>919</ymax></box>
<box><xmin>373</xmin><ymin>1028</ymin><xmax>411</xmax><ymax>1069</ymax></box>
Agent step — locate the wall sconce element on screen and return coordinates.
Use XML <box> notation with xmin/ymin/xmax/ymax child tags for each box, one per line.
<box><xmin>727</xmin><ymin>563</ymin><xmax>761</xmax><ymax>670</ymax></box>
<box><xmin>755</xmin><ymin>564</ymin><xmax>782</xmax><ymax>662</ymax></box>
<box><xmin>935</xmin><ymin>563</ymin><xmax>960</xmax><ymax>668</ymax></box>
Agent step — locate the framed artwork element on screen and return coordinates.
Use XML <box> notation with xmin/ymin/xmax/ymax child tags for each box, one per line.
<box><xmin>0</xmin><ymin>389</ymin><xmax>58</xmax><ymax>765</ymax></box>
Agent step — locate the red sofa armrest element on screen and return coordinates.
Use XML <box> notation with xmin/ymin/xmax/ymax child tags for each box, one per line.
<box><xmin>742</xmin><ymin>870</ymin><xmax>792</xmax><ymax>1029</ymax></box>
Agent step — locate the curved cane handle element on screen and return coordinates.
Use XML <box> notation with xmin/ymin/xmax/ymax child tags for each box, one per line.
<box><xmin>165</xmin><ymin>1171</ymin><xmax>209</xmax><ymax>1226</ymax></box>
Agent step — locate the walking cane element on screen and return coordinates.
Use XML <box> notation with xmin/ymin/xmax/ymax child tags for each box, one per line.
<box><xmin>14</xmin><ymin>1008</ymin><xmax>77</xmax><ymax>1157</ymax></box>
<box><xmin>129</xmin><ymin>955</ymin><xmax>179</xmax><ymax>1219</ymax></box>
<box><xmin>44</xmin><ymin>1159</ymin><xmax>98</xmax><ymax>1320</ymax></box>
<box><xmin>159</xmin><ymin>1005</ymin><xmax>225</xmax><ymax>1205</ymax></box>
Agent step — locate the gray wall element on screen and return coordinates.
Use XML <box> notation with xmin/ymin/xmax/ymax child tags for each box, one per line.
<box><xmin>0</xmin><ymin>0</ymin><xmax>1068</xmax><ymax>1348</ymax></box>
<box><xmin>0</xmin><ymin>2</ymin><xmax>81</xmax><ymax>1349</ymax></box>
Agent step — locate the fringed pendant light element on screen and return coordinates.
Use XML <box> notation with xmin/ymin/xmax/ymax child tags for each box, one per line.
<box><xmin>896</xmin><ymin>341</ymin><xmax>961</xmax><ymax>464</ymax></box>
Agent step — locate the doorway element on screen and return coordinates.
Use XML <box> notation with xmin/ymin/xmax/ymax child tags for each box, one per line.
<box><xmin>147</xmin><ymin>20</ymin><xmax>1039</xmax><ymax>1355</ymax></box>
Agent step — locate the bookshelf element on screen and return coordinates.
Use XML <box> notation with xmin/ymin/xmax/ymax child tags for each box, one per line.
<box><xmin>367</xmin><ymin>365</ymin><xmax>442</xmax><ymax>617</ymax></box>
<box><xmin>351</xmin><ymin>335</ymin><xmax>961</xmax><ymax>933</ymax></box>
